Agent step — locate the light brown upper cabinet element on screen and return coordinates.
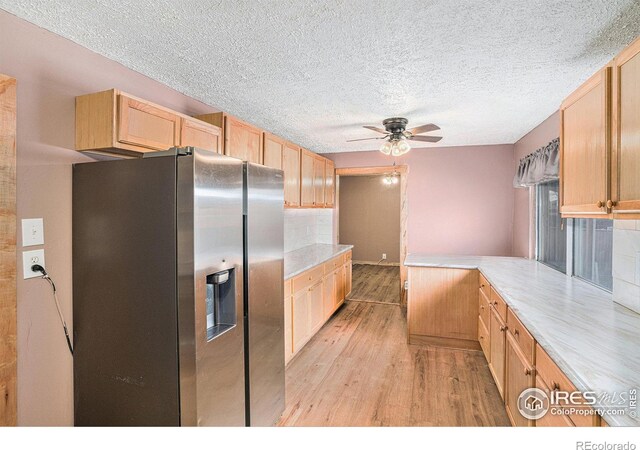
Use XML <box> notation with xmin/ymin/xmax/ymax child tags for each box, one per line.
<box><xmin>197</xmin><ymin>112</ymin><xmax>263</xmax><ymax>164</ymax></box>
<box><xmin>300</xmin><ymin>148</ymin><xmax>316</xmax><ymax>207</ymax></box>
<box><xmin>180</xmin><ymin>117</ymin><xmax>222</xmax><ymax>154</ymax></box>
<box><xmin>76</xmin><ymin>89</ymin><xmax>185</xmax><ymax>157</ymax></box>
<box><xmin>324</xmin><ymin>159</ymin><xmax>335</xmax><ymax>207</ymax></box>
<box><xmin>560</xmin><ymin>66</ymin><xmax>612</xmax><ymax>217</ymax></box>
<box><xmin>263</xmin><ymin>132</ymin><xmax>284</xmax><ymax>170</ymax></box>
<box><xmin>283</xmin><ymin>142</ymin><xmax>301</xmax><ymax>207</ymax></box>
<box><xmin>612</xmin><ymin>37</ymin><xmax>640</xmax><ymax>217</ymax></box>
<box><xmin>313</xmin><ymin>155</ymin><xmax>325</xmax><ymax>207</ymax></box>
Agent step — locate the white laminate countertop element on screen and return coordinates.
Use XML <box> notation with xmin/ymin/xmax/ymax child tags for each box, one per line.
<box><xmin>284</xmin><ymin>244</ymin><xmax>353</xmax><ymax>280</ymax></box>
<box><xmin>405</xmin><ymin>254</ymin><xmax>640</xmax><ymax>427</ymax></box>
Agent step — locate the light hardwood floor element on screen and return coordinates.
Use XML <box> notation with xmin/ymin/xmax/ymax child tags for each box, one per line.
<box><xmin>279</xmin><ymin>301</ymin><xmax>510</xmax><ymax>426</ymax></box>
<box><xmin>349</xmin><ymin>263</ymin><xmax>400</xmax><ymax>304</ymax></box>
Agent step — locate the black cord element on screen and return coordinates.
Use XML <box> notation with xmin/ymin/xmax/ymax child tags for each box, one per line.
<box><xmin>32</xmin><ymin>264</ymin><xmax>74</xmax><ymax>356</ymax></box>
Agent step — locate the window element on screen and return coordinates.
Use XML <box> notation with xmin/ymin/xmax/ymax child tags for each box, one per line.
<box><xmin>573</xmin><ymin>219</ymin><xmax>613</xmax><ymax>291</ymax></box>
<box><xmin>536</xmin><ymin>180</ymin><xmax>566</xmax><ymax>273</ymax></box>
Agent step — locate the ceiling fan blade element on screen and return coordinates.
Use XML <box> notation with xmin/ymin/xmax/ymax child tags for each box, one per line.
<box><xmin>407</xmin><ymin>123</ymin><xmax>440</xmax><ymax>135</ymax></box>
<box><xmin>346</xmin><ymin>136</ymin><xmax>388</xmax><ymax>142</ymax></box>
<box><xmin>409</xmin><ymin>135</ymin><xmax>443</xmax><ymax>143</ymax></box>
<box><xmin>363</xmin><ymin>126</ymin><xmax>389</xmax><ymax>134</ymax></box>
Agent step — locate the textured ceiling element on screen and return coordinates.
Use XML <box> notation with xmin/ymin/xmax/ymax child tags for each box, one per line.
<box><xmin>2</xmin><ymin>1</ymin><xmax>640</xmax><ymax>153</ymax></box>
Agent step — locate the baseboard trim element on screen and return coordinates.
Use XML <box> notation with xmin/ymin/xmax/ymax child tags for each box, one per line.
<box><xmin>353</xmin><ymin>260</ymin><xmax>400</xmax><ymax>267</ymax></box>
<box><xmin>408</xmin><ymin>334</ymin><xmax>482</xmax><ymax>351</ymax></box>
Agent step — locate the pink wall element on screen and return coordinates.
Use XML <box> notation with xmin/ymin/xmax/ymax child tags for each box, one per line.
<box><xmin>512</xmin><ymin>111</ymin><xmax>560</xmax><ymax>258</ymax></box>
<box><xmin>0</xmin><ymin>11</ymin><xmax>218</xmax><ymax>425</ymax></box>
<box><xmin>328</xmin><ymin>144</ymin><xmax>516</xmax><ymax>257</ymax></box>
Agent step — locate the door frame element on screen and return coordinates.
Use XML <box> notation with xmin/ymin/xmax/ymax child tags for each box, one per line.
<box><xmin>0</xmin><ymin>74</ymin><xmax>17</xmax><ymax>425</ymax></box>
<box><xmin>335</xmin><ymin>165</ymin><xmax>409</xmax><ymax>310</ymax></box>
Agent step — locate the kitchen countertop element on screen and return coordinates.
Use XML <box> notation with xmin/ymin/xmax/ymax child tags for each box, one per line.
<box><xmin>284</xmin><ymin>244</ymin><xmax>353</xmax><ymax>280</ymax></box>
<box><xmin>405</xmin><ymin>254</ymin><xmax>640</xmax><ymax>427</ymax></box>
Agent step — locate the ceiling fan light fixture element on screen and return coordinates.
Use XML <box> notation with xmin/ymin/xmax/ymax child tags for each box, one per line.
<box><xmin>391</xmin><ymin>139</ymin><xmax>411</xmax><ymax>156</ymax></box>
<box><xmin>379</xmin><ymin>141</ymin><xmax>392</xmax><ymax>155</ymax></box>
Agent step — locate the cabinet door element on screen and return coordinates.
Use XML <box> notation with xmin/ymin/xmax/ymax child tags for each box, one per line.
<box><xmin>118</xmin><ymin>94</ymin><xmax>180</xmax><ymax>151</ymax></box>
<box><xmin>284</xmin><ymin>295</ymin><xmax>293</xmax><ymax>364</ymax></box>
<box><xmin>336</xmin><ymin>265</ymin><xmax>345</xmax><ymax>307</ymax></box>
<box><xmin>180</xmin><ymin>118</ymin><xmax>222</xmax><ymax>153</ymax></box>
<box><xmin>534</xmin><ymin>376</ymin><xmax>574</xmax><ymax>427</ymax></box>
<box><xmin>263</xmin><ymin>132</ymin><xmax>284</xmax><ymax>170</ymax></box>
<box><xmin>225</xmin><ymin>115</ymin><xmax>263</xmax><ymax>164</ymax></box>
<box><xmin>283</xmin><ymin>143</ymin><xmax>300</xmax><ymax>207</ymax></box>
<box><xmin>324</xmin><ymin>159</ymin><xmax>335</xmax><ymax>208</ymax></box>
<box><xmin>323</xmin><ymin>271</ymin><xmax>336</xmax><ymax>319</ymax></box>
<box><xmin>300</xmin><ymin>149</ymin><xmax>315</xmax><ymax>207</ymax></box>
<box><xmin>560</xmin><ymin>66</ymin><xmax>612</xmax><ymax>216</ymax></box>
<box><xmin>309</xmin><ymin>282</ymin><xmax>324</xmax><ymax>335</ymax></box>
<box><xmin>313</xmin><ymin>156</ymin><xmax>325</xmax><ymax>207</ymax></box>
<box><xmin>292</xmin><ymin>289</ymin><xmax>310</xmax><ymax>353</ymax></box>
<box><xmin>613</xmin><ymin>39</ymin><xmax>640</xmax><ymax>214</ymax></box>
<box><xmin>345</xmin><ymin>262</ymin><xmax>352</xmax><ymax>298</ymax></box>
<box><xmin>489</xmin><ymin>306</ymin><xmax>506</xmax><ymax>399</ymax></box>
<box><xmin>478</xmin><ymin>316</ymin><xmax>490</xmax><ymax>362</ymax></box>
<box><xmin>505</xmin><ymin>332</ymin><xmax>535</xmax><ymax>427</ymax></box>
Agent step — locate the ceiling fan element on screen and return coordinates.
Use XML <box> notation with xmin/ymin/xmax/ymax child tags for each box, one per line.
<box><xmin>347</xmin><ymin>117</ymin><xmax>442</xmax><ymax>156</ymax></box>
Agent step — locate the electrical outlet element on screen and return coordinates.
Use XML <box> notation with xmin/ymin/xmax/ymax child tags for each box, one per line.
<box><xmin>22</xmin><ymin>218</ymin><xmax>44</xmax><ymax>247</ymax></box>
<box><xmin>382</xmin><ymin>253</ymin><xmax>387</xmax><ymax>260</ymax></box>
<box><xmin>23</xmin><ymin>249</ymin><xmax>45</xmax><ymax>279</ymax></box>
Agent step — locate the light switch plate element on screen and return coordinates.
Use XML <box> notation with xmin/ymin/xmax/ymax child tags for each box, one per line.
<box><xmin>22</xmin><ymin>218</ymin><xmax>44</xmax><ymax>247</ymax></box>
<box><xmin>23</xmin><ymin>249</ymin><xmax>45</xmax><ymax>279</ymax></box>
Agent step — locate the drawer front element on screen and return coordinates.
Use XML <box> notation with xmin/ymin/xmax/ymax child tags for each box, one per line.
<box><xmin>324</xmin><ymin>255</ymin><xmax>343</xmax><ymax>273</ymax></box>
<box><xmin>478</xmin><ymin>316</ymin><xmax>490</xmax><ymax>362</ymax></box>
<box><xmin>479</xmin><ymin>272</ymin><xmax>491</xmax><ymax>299</ymax></box>
<box><xmin>479</xmin><ymin>289</ymin><xmax>491</xmax><ymax>328</ymax></box>
<box><xmin>489</xmin><ymin>286</ymin><xmax>508</xmax><ymax>322</ymax></box>
<box><xmin>506</xmin><ymin>309</ymin><xmax>535</xmax><ymax>365</ymax></box>
<box><xmin>284</xmin><ymin>278</ymin><xmax>292</xmax><ymax>297</ymax></box>
<box><xmin>535</xmin><ymin>376</ymin><xmax>574</xmax><ymax>427</ymax></box>
<box><xmin>535</xmin><ymin>344</ymin><xmax>598</xmax><ymax>426</ymax></box>
<box><xmin>292</xmin><ymin>265</ymin><xmax>325</xmax><ymax>293</ymax></box>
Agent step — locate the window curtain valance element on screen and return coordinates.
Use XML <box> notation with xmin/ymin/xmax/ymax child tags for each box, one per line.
<box><xmin>513</xmin><ymin>137</ymin><xmax>559</xmax><ymax>188</ymax></box>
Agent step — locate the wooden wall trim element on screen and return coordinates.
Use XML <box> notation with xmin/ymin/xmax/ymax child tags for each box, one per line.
<box><xmin>0</xmin><ymin>74</ymin><xmax>17</xmax><ymax>426</ymax></box>
<box><xmin>335</xmin><ymin>165</ymin><xmax>409</xmax><ymax>310</ymax></box>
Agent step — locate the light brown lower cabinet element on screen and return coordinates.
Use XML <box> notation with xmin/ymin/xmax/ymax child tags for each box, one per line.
<box><xmin>478</xmin><ymin>316</ymin><xmax>490</xmax><ymax>362</ymax></box>
<box><xmin>488</xmin><ymin>306</ymin><xmax>506</xmax><ymax>399</ymax></box>
<box><xmin>285</xmin><ymin>251</ymin><xmax>352</xmax><ymax>364</ymax></box>
<box><xmin>505</xmin><ymin>331</ymin><xmax>535</xmax><ymax>427</ymax></box>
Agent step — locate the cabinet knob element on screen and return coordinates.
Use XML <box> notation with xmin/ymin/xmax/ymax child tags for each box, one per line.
<box><xmin>552</xmin><ymin>382</ymin><xmax>560</xmax><ymax>391</ymax></box>
<box><xmin>514</xmin><ymin>329</ymin><xmax>520</xmax><ymax>337</ymax></box>
<box><xmin>480</xmin><ymin>305</ymin><xmax>484</xmax><ymax>310</ymax></box>
<box><xmin>524</xmin><ymin>368</ymin><xmax>532</xmax><ymax>376</ymax></box>
<box><xmin>480</xmin><ymin>284</ymin><xmax>485</xmax><ymax>288</ymax></box>
<box><xmin>493</xmin><ymin>301</ymin><xmax>498</xmax><ymax>306</ymax></box>
<box><xmin>597</xmin><ymin>201</ymin><xmax>604</xmax><ymax>208</ymax></box>
<box><xmin>606</xmin><ymin>200</ymin><xmax>617</xmax><ymax>209</ymax></box>
<box><xmin>500</xmin><ymin>326</ymin><xmax>506</xmax><ymax>332</ymax></box>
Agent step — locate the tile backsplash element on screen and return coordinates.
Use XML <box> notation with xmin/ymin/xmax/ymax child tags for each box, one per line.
<box><xmin>284</xmin><ymin>208</ymin><xmax>335</xmax><ymax>253</ymax></box>
<box><xmin>613</xmin><ymin>220</ymin><xmax>640</xmax><ymax>314</ymax></box>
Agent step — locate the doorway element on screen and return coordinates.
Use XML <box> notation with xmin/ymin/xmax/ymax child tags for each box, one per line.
<box><xmin>336</xmin><ymin>165</ymin><xmax>408</xmax><ymax>306</ymax></box>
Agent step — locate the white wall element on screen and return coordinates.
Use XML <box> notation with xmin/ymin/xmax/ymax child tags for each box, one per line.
<box><xmin>284</xmin><ymin>209</ymin><xmax>335</xmax><ymax>253</ymax></box>
<box><xmin>613</xmin><ymin>220</ymin><xmax>640</xmax><ymax>314</ymax></box>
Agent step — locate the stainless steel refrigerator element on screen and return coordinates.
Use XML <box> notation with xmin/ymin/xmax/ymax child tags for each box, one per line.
<box><xmin>72</xmin><ymin>147</ymin><xmax>284</xmax><ymax>426</ymax></box>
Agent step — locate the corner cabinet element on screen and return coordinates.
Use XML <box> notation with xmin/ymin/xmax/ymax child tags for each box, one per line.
<box><xmin>560</xmin><ymin>66</ymin><xmax>612</xmax><ymax>217</ymax></box>
<box><xmin>197</xmin><ymin>112</ymin><xmax>262</xmax><ymax>164</ymax></box>
<box><xmin>612</xmin><ymin>37</ymin><xmax>640</xmax><ymax>217</ymax></box>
